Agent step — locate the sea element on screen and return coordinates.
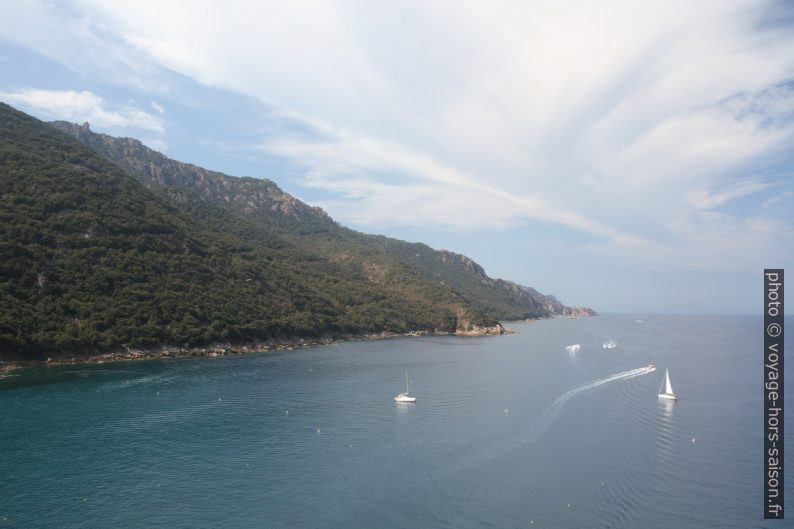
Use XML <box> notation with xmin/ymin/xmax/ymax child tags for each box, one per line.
<box><xmin>0</xmin><ymin>314</ymin><xmax>790</xmax><ymax>528</ymax></box>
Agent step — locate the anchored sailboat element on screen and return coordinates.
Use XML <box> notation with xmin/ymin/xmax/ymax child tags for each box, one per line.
<box><xmin>658</xmin><ymin>368</ymin><xmax>678</xmax><ymax>400</ymax></box>
<box><xmin>394</xmin><ymin>370</ymin><xmax>416</xmax><ymax>403</ymax></box>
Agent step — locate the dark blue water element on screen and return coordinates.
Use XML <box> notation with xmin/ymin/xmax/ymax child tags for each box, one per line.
<box><xmin>0</xmin><ymin>314</ymin><xmax>790</xmax><ymax>528</ymax></box>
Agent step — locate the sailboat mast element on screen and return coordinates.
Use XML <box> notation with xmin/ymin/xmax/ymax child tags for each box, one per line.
<box><xmin>405</xmin><ymin>369</ymin><xmax>409</xmax><ymax>393</ymax></box>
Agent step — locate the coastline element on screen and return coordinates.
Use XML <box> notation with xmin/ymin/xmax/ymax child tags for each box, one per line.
<box><xmin>0</xmin><ymin>324</ymin><xmax>511</xmax><ymax>378</ymax></box>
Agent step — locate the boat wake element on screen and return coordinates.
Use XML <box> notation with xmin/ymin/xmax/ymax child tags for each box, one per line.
<box><xmin>522</xmin><ymin>365</ymin><xmax>656</xmax><ymax>443</ymax></box>
<box><xmin>454</xmin><ymin>365</ymin><xmax>656</xmax><ymax>473</ymax></box>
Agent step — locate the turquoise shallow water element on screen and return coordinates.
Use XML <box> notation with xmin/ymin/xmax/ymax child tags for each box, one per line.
<box><xmin>0</xmin><ymin>314</ymin><xmax>790</xmax><ymax>528</ymax></box>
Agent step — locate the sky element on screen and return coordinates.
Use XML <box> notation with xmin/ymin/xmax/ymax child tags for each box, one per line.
<box><xmin>1</xmin><ymin>0</ymin><xmax>793</xmax><ymax>313</ymax></box>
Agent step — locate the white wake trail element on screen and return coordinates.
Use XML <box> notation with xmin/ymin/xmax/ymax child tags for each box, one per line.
<box><xmin>453</xmin><ymin>365</ymin><xmax>656</xmax><ymax>473</ymax></box>
<box><xmin>523</xmin><ymin>365</ymin><xmax>656</xmax><ymax>442</ymax></box>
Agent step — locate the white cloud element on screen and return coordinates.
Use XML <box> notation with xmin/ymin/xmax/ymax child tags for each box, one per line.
<box><xmin>3</xmin><ymin>0</ymin><xmax>794</xmax><ymax>273</ymax></box>
<box><xmin>764</xmin><ymin>190</ymin><xmax>794</xmax><ymax>209</ymax></box>
<box><xmin>588</xmin><ymin>211</ymin><xmax>793</xmax><ymax>272</ymax></box>
<box><xmin>0</xmin><ymin>1</ymin><xmax>167</xmax><ymax>93</ymax></box>
<box><xmin>264</xmin><ymin>132</ymin><xmax>645</xmax><ymax>246</ymax></box>
<box><xmin>687</xmin><ymin>180</ymin><xmax>774</xmax><ymax>210</ymax></box>
<box><xmin>0</xmin><ymin>88</ymin><xmax>164</xmax><ymax>133</ymax></box>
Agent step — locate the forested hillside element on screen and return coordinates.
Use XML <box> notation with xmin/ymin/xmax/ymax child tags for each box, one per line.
<box><xmin>1</xmin><ymin>104</ymin><xmax>501</xmax><ymax>359</ymax></box>
<box><xmin>53</xmin><ymin>120</ymin><xmax>591</xmax><ymax>322</ymax></box>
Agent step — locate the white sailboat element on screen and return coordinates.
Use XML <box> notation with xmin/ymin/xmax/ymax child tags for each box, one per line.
<box><xmin>394</xmin><ymin>370</ymin><xmax>416</xmax><ymax>403</ymax></box>
<box><xmin>657</xmin><ymin>368</ymin><xmax>678</xmax><ymax>400</ymax></box>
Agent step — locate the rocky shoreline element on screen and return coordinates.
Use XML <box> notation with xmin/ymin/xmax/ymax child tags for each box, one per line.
<box><xmin>0</xmin><ymin>324</ymin><xmax>511</xmax><ymax>377</ymax></box>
